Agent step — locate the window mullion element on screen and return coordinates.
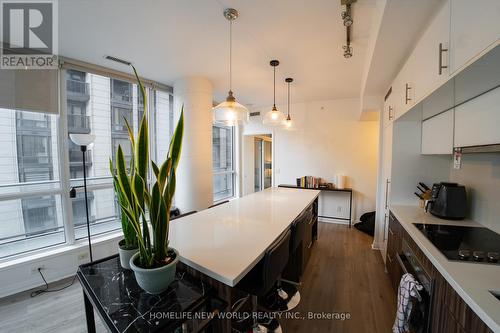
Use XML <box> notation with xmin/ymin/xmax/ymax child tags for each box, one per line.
<box><xmin>58</xmin><ymin>68</ymin><xmax>76</xmax><ymax>245</ymax></box>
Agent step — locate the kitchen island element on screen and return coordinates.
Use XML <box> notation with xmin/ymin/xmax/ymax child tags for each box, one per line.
<box><xmin>169</xmin><ymin>187</ymin><xmax>320</xmax><ymax>286</ymax></box>
<box><xmin>170</xmin><ymin>187</ymin><xmax>320</xmax><ymax>332</ymax></box>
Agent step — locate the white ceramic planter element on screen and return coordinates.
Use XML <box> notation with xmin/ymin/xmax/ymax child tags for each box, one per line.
<box><xmin>129</xmin><ymin>248</ymin><xmax>179</xmax><ymax>294</ymax></box>
<box><xmin>118</xmin><ymin>239</ymin><xmax>138</xmax><ymax>270</ymax></box>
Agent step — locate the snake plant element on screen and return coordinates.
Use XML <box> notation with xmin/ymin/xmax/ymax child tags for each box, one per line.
<box><xmin>110</xmin><ymin>65</ymin><xmax>184</xmax><ymax>268</ymax></box>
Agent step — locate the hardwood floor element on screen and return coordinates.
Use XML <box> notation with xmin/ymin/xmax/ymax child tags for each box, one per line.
<box><xmin>0</xmin><ymin>222</ymin><xmax>395</xmax><ymax>333</ymax></box>
<box><xmin>281</xmin><ymin>222</ymin><xmax>396</xmax><ymax>333</ymax></box>
<box><xmin>0</xmin><ymin>277</ymin><xmax>107</xmax><ymax>333</ymax></box>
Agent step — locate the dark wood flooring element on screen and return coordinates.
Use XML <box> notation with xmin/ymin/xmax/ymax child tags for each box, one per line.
<box><xmin>0</xmin><ymin>223</ymin><xmax>395</xmax><ymax>333</ymax></box>
<box><xmin>281</xmin><ymin>222</ymin><xmax>396</xmax><ymax>333</ymax></box>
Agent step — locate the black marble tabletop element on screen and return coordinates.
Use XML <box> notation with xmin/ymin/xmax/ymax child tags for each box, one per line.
<box><xmin>77</xmin><ymin>254</ymin><xmax>225</xmax><ymax>333</ymax></box>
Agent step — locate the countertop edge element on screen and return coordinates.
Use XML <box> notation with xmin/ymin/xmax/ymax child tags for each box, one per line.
<box><xmin>390</xmin><ymin>205</ymin><xmax>500</xmax><ymax>333</ymax></box>
<box><xmin>177</xmin><ymin>188</ymin><xmax>321</xmax><ymax>288</ymax></box>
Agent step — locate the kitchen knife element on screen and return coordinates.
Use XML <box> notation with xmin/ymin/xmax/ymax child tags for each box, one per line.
<box><xmin>419</xmin><ymin>182</ymin><xmax>430</xmax><ymax>191</ymax></box>
<box><xmin>417</xmin><ymin>185</ymin><xmax>426</xmax><ymax>193</ymax></box>
<box><xmin>414</xmin><ymin>192</ymin><xmax>424</xmax><ymax>200</ymax></box>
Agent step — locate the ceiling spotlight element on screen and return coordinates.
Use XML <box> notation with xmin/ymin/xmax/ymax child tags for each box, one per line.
<box><xmin>341</xmin><ymin>11</ymin><xmax>353</xmax><ymax>27</ymax></box>
<box><xmin>343</xmin><ymin>45</ymin><xmax>353</xmax><ymax>58</ymax></box>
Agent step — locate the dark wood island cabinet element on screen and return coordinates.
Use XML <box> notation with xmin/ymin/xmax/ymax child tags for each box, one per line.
<box><xmin>386</xmin><ymin>212</ymin><xmax>494</xmax><ymax>333</ymax></box>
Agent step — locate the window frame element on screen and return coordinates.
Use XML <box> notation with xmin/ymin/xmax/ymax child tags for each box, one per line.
<box><xmin>0</xmin><ymin>63</ymin><xmax>174</xmax><ymax>260</ymax></box>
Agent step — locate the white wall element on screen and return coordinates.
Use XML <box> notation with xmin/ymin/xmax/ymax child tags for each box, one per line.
<box><xmin>449</xmin><ymin>154</ymin><xmax>500</xmax><ymax>234</ymax></box>
<box><xmin>242</xmin><ymin>98</ymin><xmax>379</xmax><ymax>222</ymax></box>
<box><xmin>242</xmin><ymin>135</ymin><xmax>255</xmax><ymax>196</ymax></box>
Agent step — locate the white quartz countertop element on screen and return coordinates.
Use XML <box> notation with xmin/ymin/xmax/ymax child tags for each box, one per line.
<box><xmin>169</xmin><ymin>187</ymin><xmax>320</xmax><ymax>287</ymax></box>
<box><xmin>390</xmin><ymin>205</ymin><xmax>500</xmax><ymax>333</ymax></box>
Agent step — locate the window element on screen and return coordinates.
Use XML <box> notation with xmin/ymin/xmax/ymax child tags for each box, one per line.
<box><xmin>212</xmin><ymin>125</ymin><xmax>235</xmax><ymax>202</ymax></box>
<box><xmin>65</xmin><ymin>72</ymin><xmax>173</xmax><ymax>240</ymax></box>
<box><xmin>0</xmin><ymin>66</ymin><xmax>174</xmax><ymax>259</ymax></box>
<box><xmin>0</xmin><ymin>109</ymin><xmax>63</xmax><ymax>258</ymax></box>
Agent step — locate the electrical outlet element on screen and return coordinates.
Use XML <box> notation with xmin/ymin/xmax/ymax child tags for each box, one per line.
<box><xmin>337</xmin><ymin>206</ymin><xmax>342</xmax><ymax>213</ymax></box>
<box><xmin>31</xmin><ymin>265</ymin><xmax>45</xmax><ymax>274</ymax></box>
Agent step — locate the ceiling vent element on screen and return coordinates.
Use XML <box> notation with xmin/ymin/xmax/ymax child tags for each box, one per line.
<box><xmin>250</xmin><ymin>112</ymin><xmax>261</xmax><ymax>117</ymax></box>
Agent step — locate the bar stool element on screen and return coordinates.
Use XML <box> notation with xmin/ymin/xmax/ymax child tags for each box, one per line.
<box><xmin>236</xmin><ymin>229</ymin><xmax>291</xmax><ymax>333</ymax></box>
<box><xmin>266</xmin><ymin>218</ymin><xmax>305</xmax><ymax>312</ymax></box>
<box><xmin>171</xmin><ymin>211</ymin><xmax>197</xmax><ymax>220</ymax></box>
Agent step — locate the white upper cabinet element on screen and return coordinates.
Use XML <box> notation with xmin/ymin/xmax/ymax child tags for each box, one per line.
<box><xmin>422</xmin><ymin>79</ymin><xmax>454</xmax><ymax>120</ymax></box>
<box><xmin>383</xmin><ymin>84</ymin><xmax>399</xmax><ymax>128</ymax></box>
<box><xmin>394</xmin><ymin>0</ymin><xmax>450</xmax><ymax>119</ymax></box>
<box><xmin>409</xmin><ymin>0</ymin><xmax>451</xmax><ymax>103</ymax></box>
<box><xmin>450</xmin><ymin>0</ymin><xmax>500</xmax><ymax>74</ymax></box>
<box><xmin>454</xmin><ymin>45</ymin><xmax>500</xmax><ymax>105</ymax></box>
<box><xmin>454</xmin><ymin>86</ymin><xmax>500</xmax><ymax>147</ymax></box>
<box><xmin>421</xmin><ymin>109</ymin><xmax>454</xmax><ymax>154</ymax></box>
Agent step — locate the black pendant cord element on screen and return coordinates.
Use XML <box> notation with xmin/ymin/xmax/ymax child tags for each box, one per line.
<box><xmin>273</xmin><ymin>65</ymin><xmax>276</xmax><ymax>108</ymax></box>
<box><xmin>229</xmin><ymin>19</ymin><xmax>232</xmax><ymax>92</ymax></box>
<box><xmin>287</xmin><ymin>80</ymin><xmax>290</xmax><ymax>118</ymax></box>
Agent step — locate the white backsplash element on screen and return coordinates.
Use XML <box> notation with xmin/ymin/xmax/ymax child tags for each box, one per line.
<box><xmin>450</xmin><ymin>153</ymin><xmax>500</xmax><ymax>234</ymax></box>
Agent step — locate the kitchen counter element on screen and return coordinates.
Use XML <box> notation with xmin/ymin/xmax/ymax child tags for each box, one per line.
<box><xmin>391</xmin><ymin>205</ymin><xmax>500</xmax><ymax>333</ymax></box>
<box><xmin>169</xmin><ymin>187</ymin><xmax>320</xmax><ymax>287</ymax></box>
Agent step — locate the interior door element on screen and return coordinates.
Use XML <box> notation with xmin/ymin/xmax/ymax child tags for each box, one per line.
<box><xmin>254</xmin><ymin>138</ymin><xmax>263</xmax><ymax>192</ymax></box>
<box><xmin>254</xmin><ymin>137</ymin><xmax>272</xmax><ymax>192</ymax></box>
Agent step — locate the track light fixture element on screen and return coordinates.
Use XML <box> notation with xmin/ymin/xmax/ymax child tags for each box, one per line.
<box><xmin>340</xmin><ymin>0</ymin><xmax>356</xmax><ymax>59</ymax></box>
<box><xmin>343</xmin><ymin>44</ymin><xmax>353</xmax><ymax>58</ymax></box>
<box><xmin>341</xmin><ymin>9</ymin><xmax>353</xmax><ymax>27</ymax></box>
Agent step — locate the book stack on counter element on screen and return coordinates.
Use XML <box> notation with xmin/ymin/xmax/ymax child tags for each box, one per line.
<box><xmin>296</xmin><ymin>176</ymin><xmax>321</xmax><ymax>189</ymax></box>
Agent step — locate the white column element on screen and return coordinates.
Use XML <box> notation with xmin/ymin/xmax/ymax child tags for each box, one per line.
<box><xmin>173</xmin><ymin>77</ymin><xmax>213</xmax><ymax>212</ymax></box>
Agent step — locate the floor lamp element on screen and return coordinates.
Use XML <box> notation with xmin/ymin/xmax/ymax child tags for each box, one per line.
<box><xmin>69</xmin><ymin>133</ymin><xmax>96</xmax><ymax>262</ymax></box>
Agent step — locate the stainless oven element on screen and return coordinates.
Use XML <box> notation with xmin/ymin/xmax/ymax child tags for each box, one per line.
<box><xmin>396</xmin><ymin>239</ymin><xmax>435</xmax><ymax>333</ymax></box>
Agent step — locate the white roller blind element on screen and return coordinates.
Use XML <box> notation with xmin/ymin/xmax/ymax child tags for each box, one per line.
<box><xmin>0</xmin><ymin>69</ymin><xmax>58</xmax><ymax>114</ymax></box>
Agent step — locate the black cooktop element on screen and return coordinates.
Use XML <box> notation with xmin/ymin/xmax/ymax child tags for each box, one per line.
<box><xmin>414</xmin><ymin>224</ymin><xmax>500</xmax><ymax>265</ymax></box>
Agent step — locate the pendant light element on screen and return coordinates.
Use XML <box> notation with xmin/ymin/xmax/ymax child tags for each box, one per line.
<box><xmin>263</xmin><ymin>60</ymin><xmax>286</xmax><ymax>126</ymax></box>
<box><xmin>284</xmin><ymin>77</ymin><xmax>294</xmax><ymax>129</ymax></box>
<box><xmin>213</xmin><ymin>8</ymin><xmax>249</xmax><ymax>125</ymax></box>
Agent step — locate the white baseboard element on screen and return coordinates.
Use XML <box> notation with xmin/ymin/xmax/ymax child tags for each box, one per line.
<box><xmin>318</xmin><ymin>216</ymin><xmax>360</xmax><ymax>226</ymax></box>
<box><xmin>0</xmin><ymin>232</ymin><xmax>122</xmax><ymax>299</ymax></box>
<box><xmin>318</xmin><ymin>217</ymin><xmax>351</xmax><ymax>225</ymax></box>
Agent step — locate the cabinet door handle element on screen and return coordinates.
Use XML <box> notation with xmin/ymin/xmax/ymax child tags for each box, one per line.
<box><xmin>385</xmin><ymin>179</ymin><xmax>391</xmax><ymax>209</ymax></box>
<box><xmin>383</xmin><ymin>213</ymin><xmax>388</xmax><ymax>241</ymax></box>
<box><xmin>388</xmin><ymin>227</ymin><xmax>394</xmax><ymax>236</ymax></box>
<box><xmin>438</xmin><ymin>43</ymin><xmax>448</xmax><ymax>75</ymax></box>
<box><xmin>405</xmin><ymin>83</ymin><xmax>412</xmax><ymax>104</ymax></box>
<box><xmin>388</xmin><ymin>106</ymin><xmax>394</xmax><ymax>121</ymax></box>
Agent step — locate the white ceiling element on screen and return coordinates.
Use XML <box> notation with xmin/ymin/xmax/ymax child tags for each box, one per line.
<box><xmin>362</xmin><ymin>0</ymin><xmax>445</xmax><ymax>97</ymax></box>
<box><xmin>59</xmin><ymin>0</ymin><xmax>378</xmax><ymax>108</ymax></box>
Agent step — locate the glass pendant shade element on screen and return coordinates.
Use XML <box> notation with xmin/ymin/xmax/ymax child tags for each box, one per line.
<box><xmin>263</xmin><ymin>105</ymin><xmax>286</xmax><ymax>126</ymax></box>
<box><xmin>283</xmin><ymin>114</ymin><xmax>294</xmax><ymax>129</ymax></box>
<box><xmin>213</xmin><ymin>90</ymin><xmax>249</xmax><ymax>125</ymax></box>
<box><xmin>213</xmin><ymin>8</ymin><xmax>248</xmax><ymax>125</ymax></box>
